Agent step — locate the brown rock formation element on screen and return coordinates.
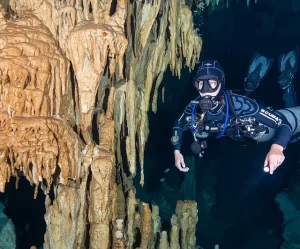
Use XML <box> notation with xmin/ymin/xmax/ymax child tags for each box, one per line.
<box><xmin>0</xmin><ymin>0</ymin><xmax>202</xmax><ymax>248</ymax></box>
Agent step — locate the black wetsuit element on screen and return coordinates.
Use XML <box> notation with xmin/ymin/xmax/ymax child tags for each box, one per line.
<box><xmin>172</xmin><ymin>93</ymin><xmax>293</xmax><ymax>151</ymax></box>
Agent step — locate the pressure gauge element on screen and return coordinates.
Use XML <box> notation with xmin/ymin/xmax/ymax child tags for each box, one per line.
<box><xmin>171</xmin><ymin>131</ymin><xmax>180</xmax><ymax>145</ymax></box>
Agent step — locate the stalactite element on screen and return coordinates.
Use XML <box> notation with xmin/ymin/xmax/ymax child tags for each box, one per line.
<box><xmin>0</xmin><ymin>14</ymin><xmax>70</xmax><ymax>117</ymax></box>
<box><xmin>0</xmin><ymin>115</ymin><xmax>83</xmax><ymax>195</ymax></box>
<box><xmin>139</xmin><ymin>0</ymin><xmax>161</xmax><ymax>49</ymax></box>
<box><xmin>169</xmin><ymin>0</ymin><xmax>178</xmax><ymax>74</ymax></box>
<box><xmin>66</xmin><ymin>22</ymin><xmax>127</xmax><ymax>144</ymax></box>
<box><xmin>123</xmin><ymin>0</ymin><xmax>201</xmax><ymax>185</ymax></box>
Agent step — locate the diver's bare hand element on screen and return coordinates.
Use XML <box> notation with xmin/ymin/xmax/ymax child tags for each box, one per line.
<box><xmin>264</xmin><ymin>144</ymin><xmax>285</xmax><ymax>174</ymax></box>
<box><xmin>174</xmin><ymin>150</ymin><xmax>189</xmax><ymax>172</ymax></box>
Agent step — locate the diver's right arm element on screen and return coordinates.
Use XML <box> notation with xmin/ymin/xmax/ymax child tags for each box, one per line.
<box><xmin>172</xmin><ymin>104</ymin><xmax>193</xmax><ymax>172</ymax></box>
<box><xmin>174</xmin><ymin>150</ymin><xmax>189</xmax><ymax>172</ymax></box>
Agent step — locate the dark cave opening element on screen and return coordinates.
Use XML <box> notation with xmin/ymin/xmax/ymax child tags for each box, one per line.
<box><xmin>135</xmin><ymin>2</ymin><xmax>300</xmax><ymax>249</ymax></box>
<box><xmin>0</xmin><ymin>177</ymin><xmax>46</xmax><ymax>249</ymax></box>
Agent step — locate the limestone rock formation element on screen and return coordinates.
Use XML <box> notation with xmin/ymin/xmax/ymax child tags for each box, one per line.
<box><xmin>0</xmin><ymin>0</ymin><xmax>201</xmax><ymax>248</ymax></box>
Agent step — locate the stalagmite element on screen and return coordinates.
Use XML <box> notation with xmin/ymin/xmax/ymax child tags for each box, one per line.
<box><xmin>44</xmin><ymin>177</ymin><xmax>89</xmax><ymax>249</ymax></box>
<box><xmin>113</xmin><ymin>219</ymin><xmax>126</xmax><ymax>249</ymax></box>
<box><xmin>151</xmin><ymin>205</ymin><xmax>161</xmax><ymax>248</ymax></box>
<box><xmin>126</xmin><ymin>188</ymin><xmax>139</xmax><ymax>248</ymax></box>
<box><xmin>176</xmin><ymin>200</ymin><xmax>198</xmax><ymax>249</ymax></box>
<box><xmin>0</xmin><ymin>0</ymin><xmax>202</xmax><ymax>248</ymax></box>
<box><xmin>170</xmin><ymin>215</ymin><xmax>180</xmax><ymax>249</ymax></box>
<box><xmin>88</xmin><ymin>122</ymin><xmax>116</xmax><ymax>249</ymax></box>
<box><xmin>140</xmin><ymin>202</ymin><xmax>153</xmax><ymax>249</ymax></box>
<box><xmin>159</xmin><ymin>231</ymin><xmax>170</xmax><ymax>249</ymax></box>
<box><xmin>123</xmin><ymin>190</ymin><xmax>198</xmax><ymax>249</ymax></box>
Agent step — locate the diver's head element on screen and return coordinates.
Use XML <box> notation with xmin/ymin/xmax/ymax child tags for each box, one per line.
<box><xmin>193</xmin><ymin>60</ymin><xmax>225</xmax><ymax>111</ymax></box>
<box><xmin>193</xmin><ymin>60</ymin><xmax>225</xmax><ymax>97</ymax></box>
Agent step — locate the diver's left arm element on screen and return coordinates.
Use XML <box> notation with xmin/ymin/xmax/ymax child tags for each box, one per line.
<box><xmin>254</xmin><ymin>107</ymin><xmax>293</xmax><ymax>174</ymax></box>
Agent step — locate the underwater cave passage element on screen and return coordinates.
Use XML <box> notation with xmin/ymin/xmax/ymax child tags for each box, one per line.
<box><xmin>134</xmin><ymin>1</ymin><xmax>300</xmax><ymax>249</ymax></box>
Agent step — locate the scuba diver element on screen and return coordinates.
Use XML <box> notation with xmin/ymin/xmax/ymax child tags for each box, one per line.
<box><xmin>171</xmin><ymin>47</ymin><xmax>300</xmax><ymax>175</ymax></box>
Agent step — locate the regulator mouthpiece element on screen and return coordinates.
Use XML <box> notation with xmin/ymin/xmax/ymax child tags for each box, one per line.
<box><xmin>199</xmin><ymin>96</ymin><xmax>214</xmax><ymax>111</ymax></box>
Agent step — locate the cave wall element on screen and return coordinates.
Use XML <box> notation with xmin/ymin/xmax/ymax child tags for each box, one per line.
<box><xmin>0</xmin><ymin>0</ymin><xmax>203</xmax><ymax>248</ymax></box>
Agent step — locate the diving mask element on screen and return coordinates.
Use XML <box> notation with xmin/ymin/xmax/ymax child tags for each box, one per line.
<box><xmin>195</xmin><ymin>79</ymin><xmax>220</xmax><ymax>94</ymax></box>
